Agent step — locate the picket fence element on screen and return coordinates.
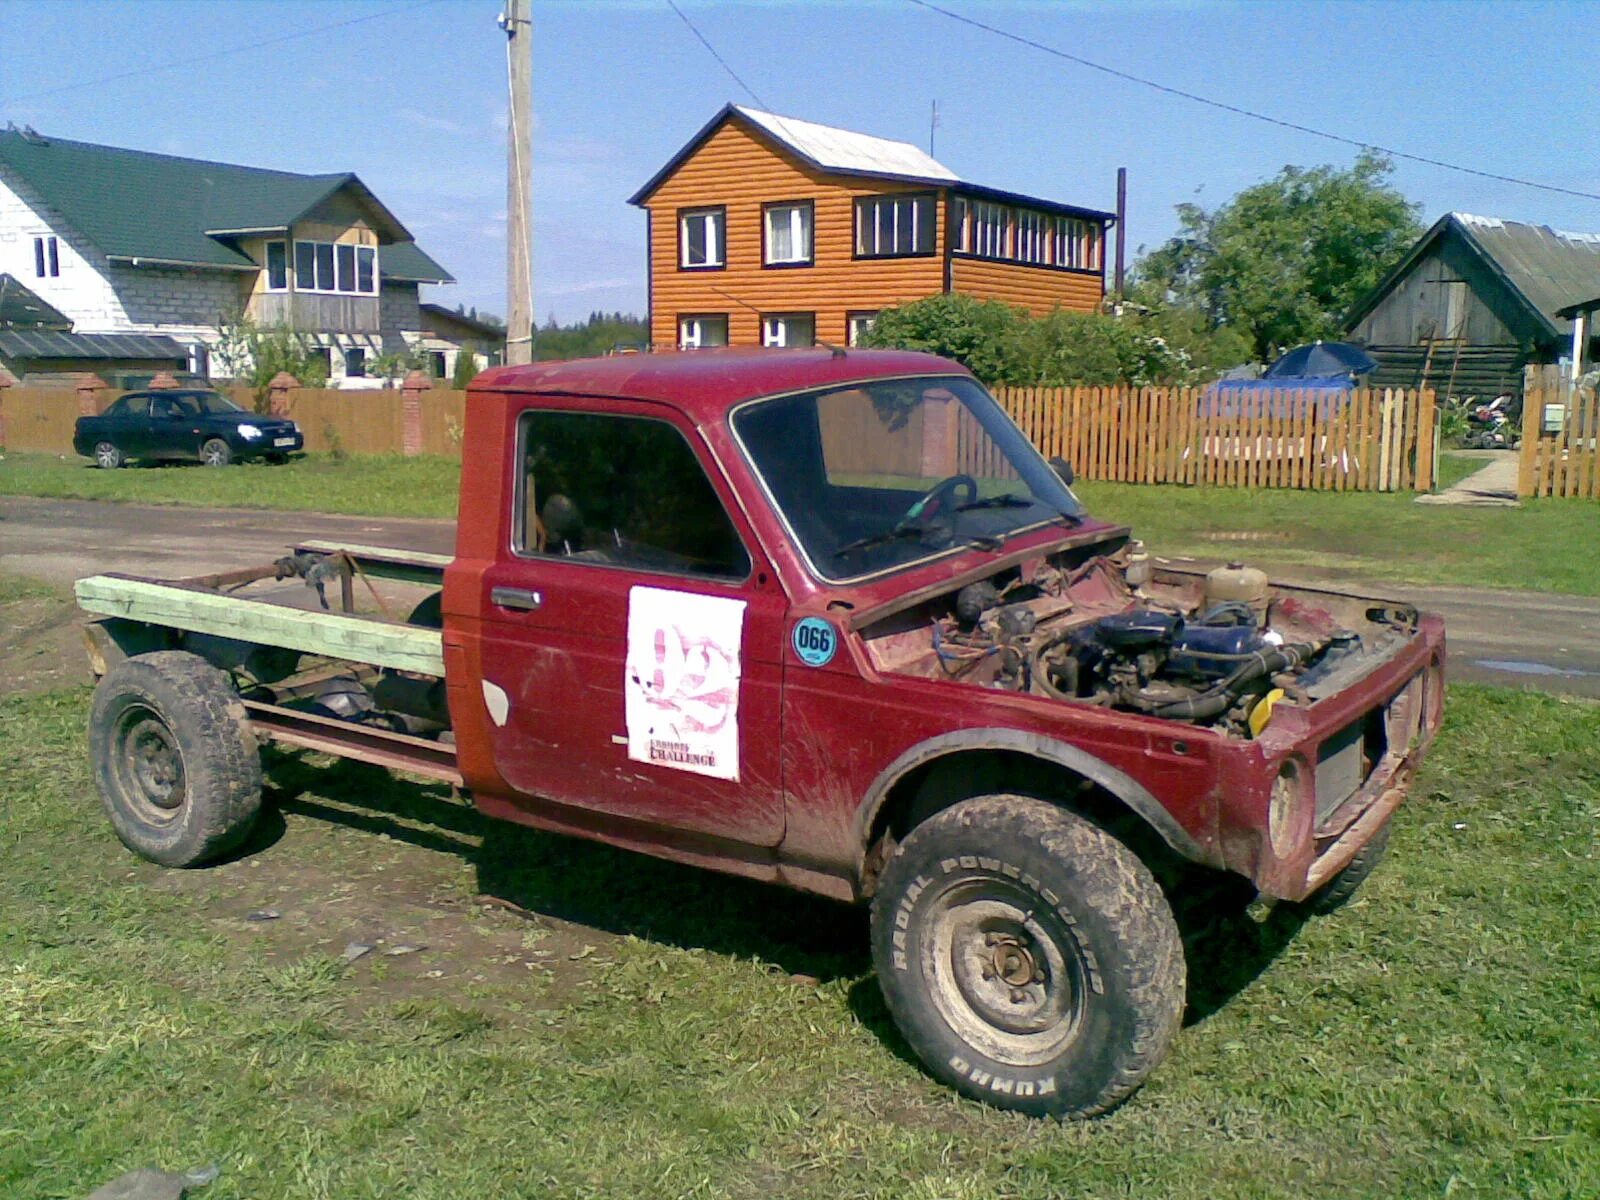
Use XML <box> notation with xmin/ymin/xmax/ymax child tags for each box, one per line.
<box><xmin>1519</xmin><ymin>386</ymin><xmax>1600</xmax><ymax>499</ymax></box>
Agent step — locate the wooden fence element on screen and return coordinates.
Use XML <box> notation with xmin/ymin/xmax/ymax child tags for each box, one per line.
<box><xmin>995</xmin><ymin>385</ymin><xmax>1437</xmax><ymax>491</ymax></box>
<box><xmin>1519</xmin><ymin>386</ymin><xmax>1600</xmax><ymax>498</ymax></box>
<box><xmin>1</xmin><ymin>379</ymin><xmax>1438</xmax><ymax>492</ymax></box>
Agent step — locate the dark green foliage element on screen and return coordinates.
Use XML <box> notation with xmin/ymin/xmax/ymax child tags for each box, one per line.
<box><xmin>451</xmin><ymin>349</ymin><xmax>480</xmax><ymax>390</ymax></box>
<box><xmin>531</xmin><ymin>311</ymin><xmax>649</xmax><ymax>361</ymax></box>
<box><xmin>1132</xmin><ymin>151</ymin><xmax>1423</xmax><ymax>360</ymax></box>
<box><xmin>860</xmin><ymin>294</ymin><xmax>1249</xmax><ymax>386</ymax></box>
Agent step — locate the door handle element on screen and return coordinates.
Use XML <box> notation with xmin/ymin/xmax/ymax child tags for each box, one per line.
<box><xmin>491</xmin><ymin>586</ymin><xmax>542</xmax><ymax>611</ymax></box>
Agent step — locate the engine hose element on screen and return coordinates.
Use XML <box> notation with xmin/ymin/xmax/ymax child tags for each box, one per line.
<box><xmin>1145</xmin><ymin>641</ymin><xmax>1321</xmax><ymax>721</ymax></box>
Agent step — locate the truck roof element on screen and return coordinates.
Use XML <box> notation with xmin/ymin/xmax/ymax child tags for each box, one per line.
<box><xmin>470</xmin><ymin>348</ymin><xmax>968</xmax><ymax>420</ymax></box>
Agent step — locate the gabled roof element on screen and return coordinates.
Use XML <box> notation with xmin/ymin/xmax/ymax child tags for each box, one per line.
<box><xmin>420</xmin><ymin>302</ymin><xmax>507</xmax><ymax>339</ymax></box>
<box><xmin>1346</xmin><ymin>211</ymin><xmax>1600</xmax><ymax>340</ymax></box>
<box><xmin>0</xmin><ymin>129</ymin><xmax>452</xmax><ymax>281</ymax></box>
<box><xmin>0</xmin><ymin>274</ymin><xmax>72</xmax><ymax>329</ymax></box>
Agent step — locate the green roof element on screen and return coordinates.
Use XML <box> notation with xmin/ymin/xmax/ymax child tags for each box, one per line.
<box><xmin>0</xmin><ymin>130</ymin><xmax>453</xmax><ymax>282</ymax></box>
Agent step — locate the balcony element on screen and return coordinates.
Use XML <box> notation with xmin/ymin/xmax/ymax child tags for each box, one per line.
<box><xmin>252</xmin><ymin>292</ymin><xmax>379</xmax><ymax>334</ymax></box>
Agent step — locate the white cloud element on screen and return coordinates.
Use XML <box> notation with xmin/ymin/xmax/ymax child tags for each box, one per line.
<box><xmin>400</xmin><ymin>108</ymin><xmax>470</xmax><ymax>136</ymax></box>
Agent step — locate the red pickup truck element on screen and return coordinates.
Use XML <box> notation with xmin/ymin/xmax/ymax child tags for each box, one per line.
<box><xmin>76</xmin><ymin>348</ymin><xmax>1445</xmax><ymax>1117</ymax></box>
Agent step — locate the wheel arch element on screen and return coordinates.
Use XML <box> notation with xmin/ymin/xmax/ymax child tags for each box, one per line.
<box><xmin>855</xmin><ymin>729</ymin><xmax>1217</xmax><ymax>893</ymax></box>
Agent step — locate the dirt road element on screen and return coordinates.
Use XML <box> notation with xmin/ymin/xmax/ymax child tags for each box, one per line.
<box><xmin>4</xmin><ymin>495</ymin><xmax>1598</xmax><ymax>698</ymax></box>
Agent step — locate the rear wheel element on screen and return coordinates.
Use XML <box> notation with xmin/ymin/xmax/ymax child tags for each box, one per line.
<box><xmin>89</xmin><ymin>651</ymin><xmax>262</xmax><ymax>866</ymax></box>
<box><xmin>93</xmin><ymin>441</ymin><xmax>124</xmax><ymax>469</ymax></box>
<box><xmin>871</xmin><ymin>795</ymin><xmax>1186</xmax><ymax>1118</ymax></box>
<box><xmin>200</xmin><ymin>438</ymin><xmax>233</xmax><ymax>467</ymax></box>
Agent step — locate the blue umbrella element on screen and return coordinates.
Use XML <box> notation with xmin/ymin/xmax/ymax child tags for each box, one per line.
<box><xmin>1263</xmin><ymin>341</ymin><xmax>1378</xmax><ymax>380</ymax></box>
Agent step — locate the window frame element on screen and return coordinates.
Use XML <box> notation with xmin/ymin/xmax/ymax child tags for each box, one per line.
<box><xmin>265</xmin><ymin>240</ymin><xmax>289</xmax><ymax>291</ymax></box>
<box><xmin>853</xmin><ymin>193</ymin><xmax>938</xmax><ymax>260</ymax></box>
<box><xmin>677</xmin><ymin>206</ymin><xmax>727</xmax><ymax>271</ymax></box>
<box><xmin>950</xmin><ymin>196</ymin><xmax>1105</xmax><ymax>274</ymax></box>
<box><xmin>510</xmin><ymin>405</ymin><xmax>754</xmax><ymax>584</ymax></box>
<box><xmin>33</xmin><ymin>235</ymin><xmax>59</xmax><ymax>279</ymax></box>
<box><xmin>288</xmin><ymin>238</ymin><xmax>379</xmax><ymax>295</ymax></box>
<box><xmin>678</xmin><ymin>313</ymin><xmax>729</xmax><ymax>350</ymax></box>
<box><xmin>761</xmin><ymin>199</ymin><xmax>814</xmax><ymax>268</ymax></box>
<box><xmin>343</xmin><ymin>347</ymin><xmax>367</xmax><ymax>378</ymax></box>
<box><xmin>760</xmin><ymin>312</ymin><xmax>815</xmax><ymax>348</ymax></box>
<box><xmin>846</xmin><ymin>311</ymin><xmax>879</xmax><ymax>347</ymax></box>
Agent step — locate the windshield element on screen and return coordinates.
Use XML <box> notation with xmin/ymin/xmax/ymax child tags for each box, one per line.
<box><xmin>732</xmin><ymin>375</ymin><xmax>1087</xmax><ymax>582</ymax></box>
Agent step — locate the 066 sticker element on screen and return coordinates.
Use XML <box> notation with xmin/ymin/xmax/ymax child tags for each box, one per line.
<box><xmin>791</xmin><ymin>617</ymin><xmax>837</xmax><ymax>667</ymax></box>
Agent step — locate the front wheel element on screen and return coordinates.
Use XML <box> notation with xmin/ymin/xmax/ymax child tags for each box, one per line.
<box><xmin>199</xmin><ymin>438</ymin><xmax>233</xmax><ymax>467</ymax></box>
<box><xmin>871</xmin><ymin>795</ymin><xmax>1185</xmax><ymax>1118</ymax></box>
<box><xmin>89</xmin><ymin>651</ymin><xmax>263</xmax><ymax>866</ymax></box>
<box><xmin>93</xmin><ymin>441</ymin><xmax>124</xmax><ymax>469</ymax></box>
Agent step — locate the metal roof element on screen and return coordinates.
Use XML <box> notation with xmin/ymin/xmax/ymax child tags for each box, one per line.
<box><xmin>629</xmin><ymin>105</ymin><xmax>1111</xmax><ymax>220</ymax></box>
<box><xmin>0</xmin><ymin>274</ymin><xmax>71</xmax><ymax>329</ymax></box>
<box><xmin>0</xmin><ymin>329</ymin><xmax>187</xmax><ymax>361</ymax></box>
<box><xmin>734</xmin><ymin>106</ymin><xmax>958</xmax><ymax>185</ymax></box>
<box><xmin>0</xmin><ymin>130</ymin><xmax>453</xmax><ymax>282</ymax></box>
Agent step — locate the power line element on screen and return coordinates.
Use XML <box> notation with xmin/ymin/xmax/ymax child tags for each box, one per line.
<box><xmin>907</xmin><ymin>0</ymin><xmax>1600</xmax><ymax>204</ymax></box>
<box><xmin>664</xmin><ymin>0</ymin><xmax>775</xmax><ymax>114</ymax></box>
<box><xmin>0</xmin><ymin>1</ymin><xmax>440</xmax><ymax>107</ymax></box>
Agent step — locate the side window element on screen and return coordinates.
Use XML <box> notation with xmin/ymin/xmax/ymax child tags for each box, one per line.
<box><xmin>516</xmin><ymin>411</ymin><xmax>751</xmax><ymax>581</ymax></box>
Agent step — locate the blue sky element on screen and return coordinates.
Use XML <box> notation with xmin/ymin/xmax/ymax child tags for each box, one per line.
<box><xmin>2</xmin><ymin>0</ymin><xmax>1596</xmax><ymax>324</ymax></box>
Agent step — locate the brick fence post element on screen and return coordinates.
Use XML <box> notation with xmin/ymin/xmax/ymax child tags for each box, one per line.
<box><xmin>148</xmin><ymin>371</ymin><xmax>180</xmax><ymax>390</ymax></box>
<box><xmin>74</xmin><ymin>373</ymin><xmax>108</xmax><ymax>416</ymax></box>
<box><xmin>401</xmin><ymin>369</ymin><xmax>429</xmax><ymax>457</ymax></box>
<box><xmin>266</xmin><ymin>371</ymin><xmax>299</xmax><ymax>417</ymax></box>
<box><xmin>0</xmin><ymin>364</ymin><xmax>14</xmax><ymax>450</ymax></box>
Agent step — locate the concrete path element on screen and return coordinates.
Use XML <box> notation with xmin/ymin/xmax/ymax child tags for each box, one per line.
<box><xmin>1415</xmin><ymin>449</ymin><xmax>1520</xmax><ymax>506</ymax></box>
<box><xmin>3</xmin><ymin>495</ymin><xmax>1598</xmax><ymax>699</ymax></box>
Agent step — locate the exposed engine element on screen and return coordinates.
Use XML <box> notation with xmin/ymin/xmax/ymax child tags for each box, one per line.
<box><xmin>866</xmin><ymin>546</ymin><xmax>1414</xmax><ymax>738</ymax></box>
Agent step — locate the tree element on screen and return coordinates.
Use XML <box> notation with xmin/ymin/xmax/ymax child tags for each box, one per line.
<box><xmin>212</xmin><ymin>313</ymin><xmax>330</xmax><ymax>408</ymax></box>
<box><xmin>1132</xmin><ymin>151</ymin><xmax>1423</xmax><ymax>361</ymax></box>
<box><xmin>531</xmin><ymin>311</ymin><xmax>648</xmax><ymax>360</ymax></box>
<box><xmin>452</xmin><ymin>348</ymin><xmax>480</xmax><ymax>389</ymax></box>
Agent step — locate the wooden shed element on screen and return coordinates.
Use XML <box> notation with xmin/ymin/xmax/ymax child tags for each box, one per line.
<box><xmin>1344</xmin><ymin>212</ymin><xmax>1600</xmax><ymax>405</ymax></box>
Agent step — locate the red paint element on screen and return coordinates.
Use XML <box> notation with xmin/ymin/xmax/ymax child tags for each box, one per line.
<box><xmin>443</xmin><ymin>349</ymin><xmax>1445</xmax><ymax>903</ymax></box>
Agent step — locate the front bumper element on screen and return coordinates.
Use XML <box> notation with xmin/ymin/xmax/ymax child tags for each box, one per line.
<box><xmin>239</xmin><ymin>430</ymin><xmax>303</xmax><ymax>457</ymax></box>
<box><xmin>1223</xmin><ymin>613</ymin><xmax>1446</xmax><ymax>902</ymax></box>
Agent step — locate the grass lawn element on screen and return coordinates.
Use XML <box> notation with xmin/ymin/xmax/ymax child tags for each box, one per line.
<box><xmin>0</xmin><ymin>452</ymin><xmax>460</xmax><ymax>520</ymax></box>
<box><xmin>1435</xmin><ymin>450</ymin><xmax>1490</xmax><ymax>492</ymax></box>
<box><xmin>1</xmin><ymin>679</ymin><xmax>1597</xmax><ymax>1199</ymax></box>
<box><xmin>3</xmin><ymin>449</ymin><xmax>1595</xmax><ymax>596</ymax></box>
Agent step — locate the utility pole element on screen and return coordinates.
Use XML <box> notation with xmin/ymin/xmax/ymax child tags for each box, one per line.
<box><xmin>502</xmin><ymin>0</ymin><xmax>533</xmax><ymax>365</ymax></box>
<box><xmin>929</xmin><ymin>99</ymin><xmax>940</xmax><ymax>157</ymax></box>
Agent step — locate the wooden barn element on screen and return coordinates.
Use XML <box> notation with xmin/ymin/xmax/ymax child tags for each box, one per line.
<box><xmin>1344</xmin><ymin>212</ymin><xmax>1600</xmax><ymax>405</ymax></box>
<box><xmin>630</xmin><ymin>105</ymin><xmax>1115</xmax><ymax>351</ymax></box>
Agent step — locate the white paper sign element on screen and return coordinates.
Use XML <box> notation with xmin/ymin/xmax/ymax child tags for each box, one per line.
<box><xmin>624</xmin><ymin>586</ymin><xmax>746</xmax><ymax>781</ymax></box>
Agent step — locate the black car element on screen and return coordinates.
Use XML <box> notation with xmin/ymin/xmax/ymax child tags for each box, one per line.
<box><xmin>73</xmin><ymin>390</ymin><xmax>304</xmax><ymax>468</ymax></box>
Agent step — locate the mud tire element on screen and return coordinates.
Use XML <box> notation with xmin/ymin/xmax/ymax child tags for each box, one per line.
<box><xmin>870</xmin><ymin>795</ymin><xmax>1185</xmax><ymax>1118</ymax></box>
<box><xmin>1296</xmin><ymin>822</ymin><xmax>1392</xmax><ymax>915</ymax></box>
<box><xmin>89</xmin><ymin>651</ymin><xmax>262</xmax><ymax>867</ymax></box>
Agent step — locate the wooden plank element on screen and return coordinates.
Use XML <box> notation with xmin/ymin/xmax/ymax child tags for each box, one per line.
<box><xmin>1517</xmin><ymin>389</ymin><xmax>1541</xmax><ymax>497</ymax></box>
<box><xmin>74</xmin><ymin>574</ymin><xmax>446</xmax><ymax>676</ymax></box>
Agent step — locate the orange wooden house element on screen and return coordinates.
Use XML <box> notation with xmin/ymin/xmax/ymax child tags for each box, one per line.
<box><xmin>630</xmin><ymin>105</ymin><xmax>1116</xmax><ymax>351</ymax></box>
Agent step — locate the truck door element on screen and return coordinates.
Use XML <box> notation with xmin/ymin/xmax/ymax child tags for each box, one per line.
<box><xmin>472</xmin><ymin>401</ymin><xmax>786</xmax><ymax>847</ymax></box>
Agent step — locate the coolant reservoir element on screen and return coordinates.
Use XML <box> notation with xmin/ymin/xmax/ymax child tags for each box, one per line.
<box><xmin>1205</xmin><ymin>561</ymin><xmax>1268</xmax><ymax>610</ymax></box>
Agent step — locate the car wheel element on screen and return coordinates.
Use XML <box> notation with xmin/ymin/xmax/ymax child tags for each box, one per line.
<box><xmin>89</xmin><ymin>651</ymin><xmax>263</xmax><ymax>867</ymax></box>
<box><xmin>870</xmin><ymin>795</ymin><xmax>1186</xmax><ymax>1119</ymax></box>
<box><xmin>264</xmin><ymin>452</ymin><xmax>289</xmax><ymax>465</ymax></box>
<box><xmin>93</xmin><ymin>441</ymin><xmax>124</xmax><ymax>469</ymax></box>
<box><xmin>200</xmin><ymin>438</ymin><xmax>233</xmax><ymax>467</ymax></box>
<box><xmin>1293</xmin><ymin>822</ymin><xmax>1392</xmax><ymax>915</ymax></box>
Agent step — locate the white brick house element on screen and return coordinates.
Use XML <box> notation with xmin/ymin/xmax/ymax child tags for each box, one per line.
<box><xmin>0</xmin><ymin>128</ymin><xmax>455</xmax><ymax>387</ymax></box>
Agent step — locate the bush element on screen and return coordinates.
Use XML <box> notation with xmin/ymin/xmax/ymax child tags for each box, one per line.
<box><xmin>860</xmin><ymin>294</ymin><xmax>1247</xmax><ymax>387</ymax></box>
<box><xmin>452</xmin><ymin>350</ymin><xmax>480</xmax><ymax>390</ymax></box>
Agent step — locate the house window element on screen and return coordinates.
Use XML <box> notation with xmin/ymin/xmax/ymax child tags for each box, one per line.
<box><xmin>265</xmin><ymin>241</ymin><xmax>288</xmax><ymax>291</ymax></box>
<box><xmin>763</xmin><ymin>201</ymin><xmax>813</xmax><ymax>266</ymax></box>
<box><xmin>971</xmin><ymin>201</ymin><xmax>1008</xmax><ymax>258</ymax></box>
<box><xmin>344</xmin><ymin>348</ymin><xmax>367</xmax><ymax>378</ymax></box>
<box><xmin>679</xmin><ymin>207</ymin><xmax>725</xmax><ymax>269</ymax></box>
<box><xmin>855</xmin><ymin>194</ymin><xmax>936</xmax><ymax>257</ymax></box>
<box><xmin>679</xmin><ymin>314</ymin><xmax>729</xmax><ymax>350</ymax></box>
<box><xmin>847</xmin><ymin>312</ymin><xmax>879</xmax><ymax>347</ymax></box>
<box><xmin>1016</xmin><ymin>210</ymin><xmax>1048</xmax><ymax>265</ymax></box>
<box><xmin>307</xmin><ymin>347</ymin><xmax>333</xmax><ymax>375</ymax></box>
<box><xmin>292</xmin><ymin>239</ymin><xmax>379</xmax><ymax>294</ymax></box>
<box><xmin>187</xmin><ymin>342</ymin><xmax>211</xmax><ymax>378</ymax></box>
<box><xmin>1052</xmin><ymin>216</ymin><xmax>1100</xmax><ymax>270</ymax></box>
<box><xmin>428</xmin><ymin>351</ymin><xmax>448</xmax><ymax>378</ymax></box>
<box><xmin>761</xmin><ymin>313</ymin><xmax>814</xmax><ymax>348</ymax></box>
<box><xmin>33</xmin><ymin>235</ymin><xmax>59</xmax><ymax>278</ymax></box>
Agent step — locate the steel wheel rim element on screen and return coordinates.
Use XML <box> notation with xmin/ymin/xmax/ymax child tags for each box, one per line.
<box><xmin>112</xmin><ymin>703</ymin><xmax>187</xmax><ymax>824</ymax></box>
<box><xmin>201</xmin><ymin>441</ymin><xmax>227</xmax><ymax>466</ymax></box>
<box><xmin>920</xmin><ymin>878</ymin><xmax>1087</xmax><ymax>1067</ymax></box>
<box><xmin>95</xmin><ymin>442</ymin><xmax>119</xmax><ymax>468</ymax></box>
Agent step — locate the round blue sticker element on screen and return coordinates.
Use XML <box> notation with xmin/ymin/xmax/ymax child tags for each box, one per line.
<box><xmin>791</xmin><ymin>617</ymin><xmax>838</xmax><ymax>667</ymax></box>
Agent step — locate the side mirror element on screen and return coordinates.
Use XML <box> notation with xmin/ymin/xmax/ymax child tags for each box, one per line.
<box><xmin>1049</xmin><ymin>455</ymin><xmax>1075</xmax><ymax>487</ymax></box>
